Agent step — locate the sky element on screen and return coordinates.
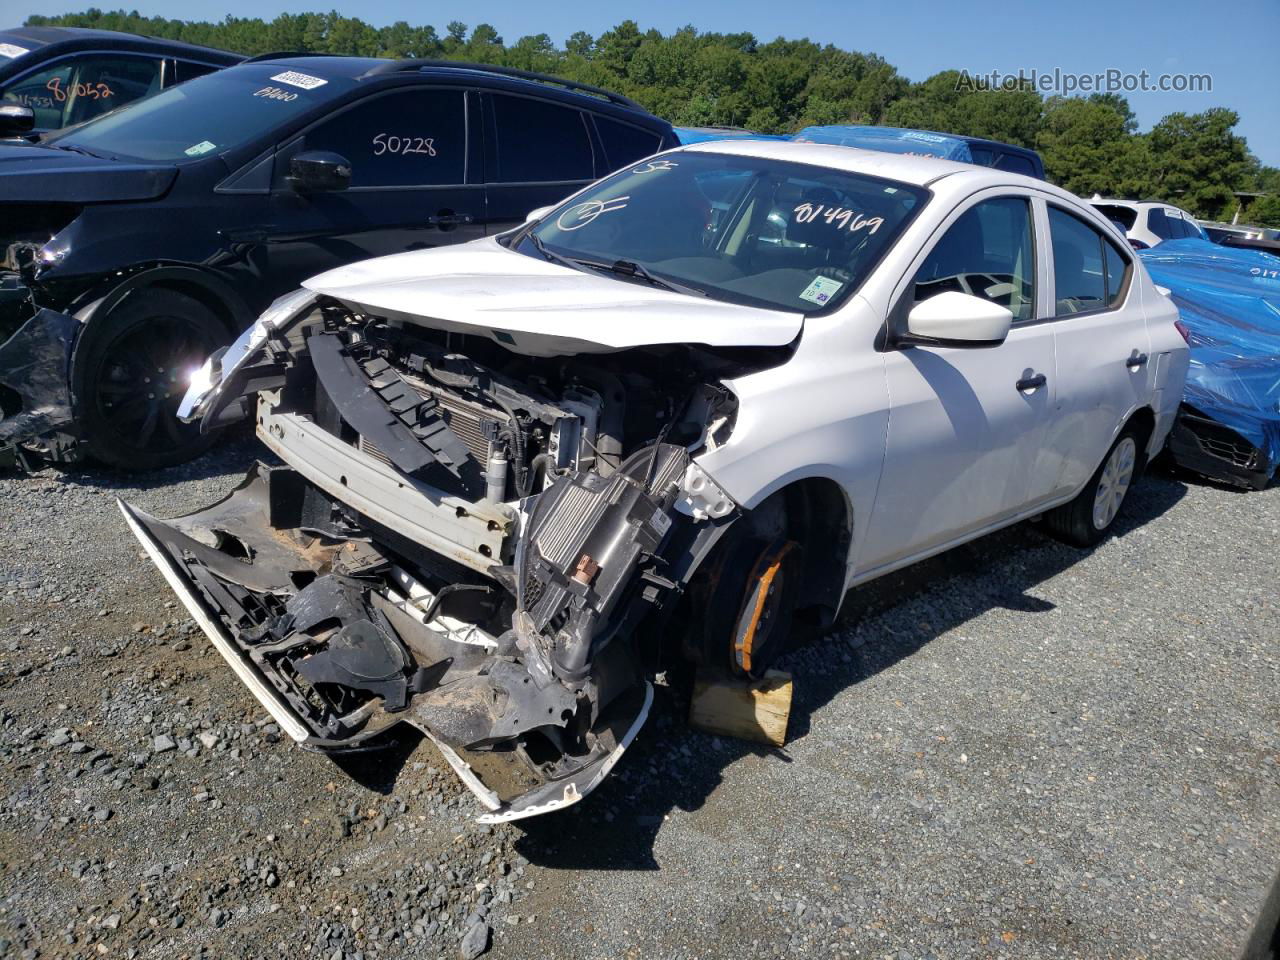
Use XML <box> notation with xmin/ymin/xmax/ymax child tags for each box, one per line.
<box><xmin>7</xmin><ymin>0</ymin><xmax>1278</xmax><ymax>164</ymax></box>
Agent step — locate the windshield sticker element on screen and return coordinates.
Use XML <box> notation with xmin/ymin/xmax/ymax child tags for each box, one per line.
<box><xmin>184</xmin><ymin>140</ymin><xmax>217</xmax><ymax>157</ymax></box>
<box><xmin>0</xmin><ymin>42</ymin><xmax>29</xmax><ymax>59</ymax></box>
<box><xmin>792</xmin><ymin>203</ymin><xmax>884</xmax><ymax>235</ymax></box>
<box><xmin>557</xmin><ymin>196</ymin><xmax>630</xmax><ymax>231</ymax></box>
<box><xmin>798</xmin><ymin>275</ymin><xmax>844</xmax><ymax>306</ymax></box>
<box><xmin>372</xmin><ymin>134</ymin><xmax>436</xmax><ymax>156</ymax></box>
<box><xmin>633</xmin><ymin>159</ymin><xmax>678</xmax><ymax>174</ymax></box>
<box><xmin>271</xmin><ymin>70</ymin><xmax>328</xmax><ymax>90</ymax></box>
<box><xmin>254</xmin><ymin>85</ymin><xmax>299</xmax><ymax>102</ymax></box>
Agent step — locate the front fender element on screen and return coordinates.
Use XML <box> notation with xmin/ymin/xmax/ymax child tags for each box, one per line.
<box><xmin>0</xmin><ymin>307</ymin><xmax>80</xmax><ymax>448</ymax></box>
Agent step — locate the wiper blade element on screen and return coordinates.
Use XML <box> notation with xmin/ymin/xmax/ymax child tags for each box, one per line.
<box><xmin>527</xmin><ymin>233</ymin><xmax>583</xmax><ymax>273</ymax></box>
<box><xmin>608</xmin><ymin>259</ymin><xmax>707</xmax><ymax>298</ymax></box>
<box><xmin>45</xmin><ymin>141</ymin><xmax>109</xmax><ymax>160</ymax></box>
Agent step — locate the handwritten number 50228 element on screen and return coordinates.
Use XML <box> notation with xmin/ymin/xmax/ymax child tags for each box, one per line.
<box><xmin>372</xmin><ymin>134</ymin><xmax>436</xmax><ymax>157</ymax></box>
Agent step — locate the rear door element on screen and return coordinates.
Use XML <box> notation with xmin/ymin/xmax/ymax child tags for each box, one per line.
<box><xmin>262</xmin><ymin>83</ymin><xmax>484</xmax><ymax>297</ymax></box>
<box><xmin>481</xmin><ymin>91</ymin><xmax>599</xmax><ymax>230</ymax></box>
<box><xmin>1040</xmin><ymin>202</ymin><xmax>1152</xmax><ymax>495</ymax></box>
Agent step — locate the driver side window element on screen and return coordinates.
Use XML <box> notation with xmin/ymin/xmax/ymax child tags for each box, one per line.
<box><xmin>912</xmin><ymin>196</ymin><xmax>1035</xmax><ymax>322</ymax></box>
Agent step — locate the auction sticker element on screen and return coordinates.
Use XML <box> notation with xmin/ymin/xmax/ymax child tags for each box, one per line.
<box><xmin>184</xmin><ymin>140</ymin><xmax>217</xmax><ymax>156</ymax></box>
<box><xmin>271</xmin><ymin>71</ymin><xmax>327</xmax><ymax>90</ymax></box>
<box><xmin>798</xmin><ymin>275</ymin><xmax>843</xmax><ymax>306</ymax></box>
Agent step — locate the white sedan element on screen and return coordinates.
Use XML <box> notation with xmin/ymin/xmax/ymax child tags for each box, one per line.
<box><xmin>123</xmin><ymin>140</ymin><xmax>1190</xmax><ymax>821</ymax></box>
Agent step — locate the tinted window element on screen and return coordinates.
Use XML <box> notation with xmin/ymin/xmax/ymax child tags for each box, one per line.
<box><xmin>967</xmin><ymin>146</ymin><xmax>996</xmax><ymax>166</ymax></box>
<box><xmin>1104</xmin><ymin>240</ymin><xmax>1129</xmax><ymax>306</ymax></box>
<box><xmin>594</xmin><ymin>115</ymin><xmax>663</xmax><ymax>172</ymax></box>
<box><xmin>173</xmin><ymin>59</ymin><xmax>222</xmax><ymax>83</ymax></box>
<box><xmin>994</xmin><ymin>153</ymin><xmax>1037</xmax><ymax>176</ymax></box>
<box><xmin>491</xmin><ymin>94</ymin><xmax>592</xmax><ymax>182</ymax></box>
<box><xmin>3</xmin><ymin>55</ymin><xmax>161</xmax><ymax>129</ymax></box>
<box><xmin>305</xmin><ymin>88</ymin><xmax>466</xmax><ymax>188</ymax></box>
<box><xmin>1146</xmin><ymin>207</ymin><xmax>1177</xmax><ymax>241</ymax></box>
<box><xmin>1049</xmin><ymin>207</ymin><xmax>1109</xmax><ymax>314</ymax></box>
<box><xmin>913</xmin><ymin>197</ymin><xmax>1035</xmax><ymax>322</ymax></box>
<box><xmin>1094</xmin><ymin>204</ymin><xmax>1137</xmax><ymax>230</ymax></box>
<box><xmin>49</xmin><ymin>63</ymin><xmax>357</xmax><ymax>162</ymax></box>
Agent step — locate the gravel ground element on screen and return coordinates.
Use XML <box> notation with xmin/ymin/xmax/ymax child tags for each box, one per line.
<box><xmin>0</xmin><ymin>438</ymin><xmax>1276</xmax><ymax>960</ymax></box>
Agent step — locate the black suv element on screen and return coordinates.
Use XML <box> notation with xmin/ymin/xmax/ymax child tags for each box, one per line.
<box><xmin>0</xmin><ymin>26</ymin><xmax>242</xmax><ymax>135</ymax></box>
<box><xmin>0</xmin><ymin>56</ymin><xmax>676</xmax><ymax>469</ymax></box>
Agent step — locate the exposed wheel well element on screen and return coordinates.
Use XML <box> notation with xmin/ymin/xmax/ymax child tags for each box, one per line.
<box><xmin>750</xmin><ymin>477</ymin><xmax>852</xmax><ymax>632</ymax></box>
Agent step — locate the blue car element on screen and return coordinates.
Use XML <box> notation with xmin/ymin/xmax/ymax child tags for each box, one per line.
<box><xmin>792</xmin><ymin>124</ymin><xmax>1045</xmax><ymax>179</ymax></box>
<box><xmin>0</xmin><ymin>56</ymin><xmax>676</xmax><ymax>469</ymax></box>
<box><xmin>673</xmin><ymin>125</ymin><xmax>788</xmax><ymax>145</ymax></box>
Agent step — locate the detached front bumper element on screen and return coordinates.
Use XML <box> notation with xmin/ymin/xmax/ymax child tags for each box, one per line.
<box><xmin>0</xmin><ymin>307</ymin><xmax>80</xmax><ymax>464</ymax></box>
<box><xmin>119</xmin><ymin>462</ymin><xmax>662</xmax><ymax>822</ymax></box>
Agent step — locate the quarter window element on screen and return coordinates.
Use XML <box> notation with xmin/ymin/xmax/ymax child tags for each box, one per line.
<box><xmin>303</xmin><ymin>89</ymin><xmax>466</xmax><ymax>188</ymax></box>
<box><xmin>490</xmin><ymin>94</ymin><xmax>593</xmax><ymax>182</ymax></box>
<box><xmin>912</xmin><ymin>196</ymin><xmax>1035</xmax><ymax>322</ymax></box>
<box><xmin>594</xmin><ymin>115</ymin><xmax>663</xmax><ymax>172</ymax></box>
<box><xmin>1048</xmin><ymin>207</ymin><xmax>1130</xmax><ymax>314</ymax></box>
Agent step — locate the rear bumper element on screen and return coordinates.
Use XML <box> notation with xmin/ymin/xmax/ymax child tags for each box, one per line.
<box><xmin>119</xmin><ymin>461</ymin><xmax>658</xmax><ymax>821</ymax></box>
<box><xmin>1167</xmin><ymin>405</ymin><xmax>1274</xmax><ymax>490</ymax></box>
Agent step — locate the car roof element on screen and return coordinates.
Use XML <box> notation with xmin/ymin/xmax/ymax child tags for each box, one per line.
<box><xmin>679</xmin><ymin>138</ymin><xmax>1060</xmax><ymax>193</ymax></box>
<box><xmin>0</xmin><ymin>25</ymin><xmax>243</xmax><ymax>62</ymax></box>
<box><xmin>239</xmin><ymin>55</ymin><xmax>669</xmax><ymax>129</ymax></box>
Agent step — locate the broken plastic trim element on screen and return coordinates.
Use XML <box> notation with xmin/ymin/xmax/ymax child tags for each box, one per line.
<box><xmin>0</xmin><ymin>308</ymin><xmax>79</xmax><ymax>449</ymax></box>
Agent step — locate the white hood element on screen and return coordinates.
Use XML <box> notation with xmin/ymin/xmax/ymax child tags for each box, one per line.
<box><xmin>303</xmin><ymin>237</ymin><xmax>803</xmax><ymax>357</ymax></box>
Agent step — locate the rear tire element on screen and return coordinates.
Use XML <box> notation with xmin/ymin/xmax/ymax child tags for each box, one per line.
<box><xmin>73</xmin><ymin>289</ymin><xmax>229</xmax><ymax>471</ymax></box>
<box><xmin>1043</xmin><ymin>424</ymin><xmax>1142</xmax><ymax>547</ymax></box>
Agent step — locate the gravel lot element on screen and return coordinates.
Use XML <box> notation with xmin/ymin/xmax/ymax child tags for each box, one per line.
<box><xmin>0</xmin><ymin>437</ymin><xmax>1276</xmax><ymax>960</ymax></box>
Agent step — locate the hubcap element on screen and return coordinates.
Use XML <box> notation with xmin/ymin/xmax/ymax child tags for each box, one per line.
<box><xmin>1092</xmin><ymin>437</ymin><xmax>1137</xmax><ymax>531</ymax></box>
<box><xmin>94</xmin><ymin>316</ymin><xmax>215</xmax><ymax>454</ymax></box>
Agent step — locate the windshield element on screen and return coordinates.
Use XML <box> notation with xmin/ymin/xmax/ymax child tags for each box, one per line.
<box><xmin>519</xmin><ymin>150</ymin><xmax>928</xmax><ymax>313</ymax></box>
<box><xmin>45</xmin><ymin>64</ymin><xmax>355</xmax><ymax>162</ymax></box>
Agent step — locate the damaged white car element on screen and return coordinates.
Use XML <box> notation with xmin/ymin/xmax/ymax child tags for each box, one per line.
<box><xmin>120</xmin><ymin>140</ymin><xmax>1189</xmax><ymax>821</ymax></box>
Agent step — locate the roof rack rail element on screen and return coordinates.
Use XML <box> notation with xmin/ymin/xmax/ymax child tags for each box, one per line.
<box><xmin>360</xmin><ymin>58</ymin><xmax>642</xmax><ymax>110</ymax></box>
<box><xmin>243</xmin><ymin>50</ymin><xmax>341</xmax><ymax>63</ymax></box>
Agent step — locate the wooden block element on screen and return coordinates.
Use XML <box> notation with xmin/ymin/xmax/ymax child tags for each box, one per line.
<box><xmin>688</xmin><ymin>668</ymin><xmax>792</xmax><ymax>747</ymax></box>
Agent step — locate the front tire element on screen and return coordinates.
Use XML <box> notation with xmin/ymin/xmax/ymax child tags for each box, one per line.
<box><xmin>1043</xmin><ymin>424</ymin><xmax>1142</xmax><ymax>547</ymax></box>
<box><xmin>73</xmin><ymin>289</ymin><xmax>229</xmax><ymax>470</ymax></box>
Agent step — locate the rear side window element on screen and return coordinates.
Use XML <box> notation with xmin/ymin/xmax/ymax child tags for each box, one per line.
<box><xmin>490</xmin><ymin>94</ymin><xmax>593</xmax><ymax>182</ymax></box>
<box><xmin>304</xmin><ymin>88</ymin><xmax>466</xmax><ymax>188</ymax></box>
<box><xmin>173</xmin><ymin>59</ymin><xmax>222</xmax><ymax>84</ymax></box>
<box><xmin>1146</xmin><ymin>207</ymin><xmax>1177</xmax><ymax>241</ymax></box>
<box><xmin>594</xmin><ymin>116</ymin><xmax>663</xmax><ymax>172</ymax></box>
<box><xmin>994</xmin><ymin>153</ymin><xmax>1037</xmax><ymax>177</ymax></box>
<box><xmin>1049</xmin><ymin>207</ymin><xmax>1130</xmax><ymax>314</ymax></box>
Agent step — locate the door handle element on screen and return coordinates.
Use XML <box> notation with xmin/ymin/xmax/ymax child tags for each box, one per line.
<box><xmin>1125</xmin><ymin>352</ymin><xmax>1149</xmax><ymax>369</ymax></box>
<box><xmin>427</xmin><ymin>213</ymin><xmax>474</xmax><ymax>226</ymax></box>
<box><xmin>1016</xmin><ymin>372</ymin><xmax>1047</xmax><ymax>392</ymax></box>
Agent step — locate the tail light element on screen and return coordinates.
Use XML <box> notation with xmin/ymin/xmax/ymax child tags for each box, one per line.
<box><xmin>1128</xmin><ymin>238</ymin><xmax>1149</xmax><ymax>251</ymax></box>
<box><xmin>1174</xmin><ymin>319</ymin><xmax>1192</xmax><ymax>344</ymax></box>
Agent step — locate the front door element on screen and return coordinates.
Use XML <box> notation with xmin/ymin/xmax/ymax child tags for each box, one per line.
<box><xmin>859</xmin><ymin>194</ymin><xmax>1057</xmax><ymax>574</ymax></box>
<box><xmin>262</xmin><ymin>85</ymin><xmax>485</xmax><ymax>300</ymax></box>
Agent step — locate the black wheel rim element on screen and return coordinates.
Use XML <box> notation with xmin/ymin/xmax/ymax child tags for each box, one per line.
<box><xmin>92</xmin><ymin>315</ymin><xmax>218</xmax><ymax>455</ymax></box>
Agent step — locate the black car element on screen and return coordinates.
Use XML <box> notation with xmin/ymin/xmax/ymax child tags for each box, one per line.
<box><xmin>0</xmin><ymin>56</ymin><xmax>677</xmax><ymax>469</ymax></box>
<box><xmin>0</xmin><ymin>26</ymin><xmax>242</xmax><ymax>136</ymax></box>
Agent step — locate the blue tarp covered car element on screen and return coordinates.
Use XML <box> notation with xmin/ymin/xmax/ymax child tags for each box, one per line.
<box><xmin>791</xmin><ymin>125</ymin><xmax>1045</xmax><ymax>178</ymax></box>
<box><xmin>1137</xmin><ymin>238</ymin><xmax>1280</xmax><ymax>489</ymax></box>
<box><xmin>673</xmin><ymin>125</ymin><xmax>789</xmax><ymax>145</ymax></box>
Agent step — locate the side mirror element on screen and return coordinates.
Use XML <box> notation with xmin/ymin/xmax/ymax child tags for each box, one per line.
<box><xmin>525</xmin><ymin>204</ymin><xmax>556</xmax><ymax>225</ymax></box>
<box><xmin>902</xmin><ymin>291</ymin><xmax>1012</xmax><ymax>348</ymax></box>
<box><xmin>288</xmin><ymin>151</ymin><xmax>351</xmax><ymax>193</ymax></box>
<box><xmin>0</xmin><ymin>104</ymin><xmax>35</xmax><ymax>136</ymax></box>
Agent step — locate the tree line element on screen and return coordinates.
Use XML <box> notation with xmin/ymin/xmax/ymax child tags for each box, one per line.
<box><xmin>25</xmin><ymin>9</ymin><xmax>1280</xmax><ymax>226</ymax></box>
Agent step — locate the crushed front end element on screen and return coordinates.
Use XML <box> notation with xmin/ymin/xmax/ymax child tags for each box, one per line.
<box><xmin>123</xmin><ymin>295</ymin><xmax>759</xmax><ymax>820</ymax></box>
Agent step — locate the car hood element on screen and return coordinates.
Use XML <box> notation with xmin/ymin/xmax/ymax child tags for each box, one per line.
<box><xmin>0</xmin><ymin>142</ymin><xmax>177</xmax><ymax>203</ymax></box>
<box><xmin>303</xmin><ymin>237</ymin><xmax>804</xmax><ymax>357</ymax></box>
